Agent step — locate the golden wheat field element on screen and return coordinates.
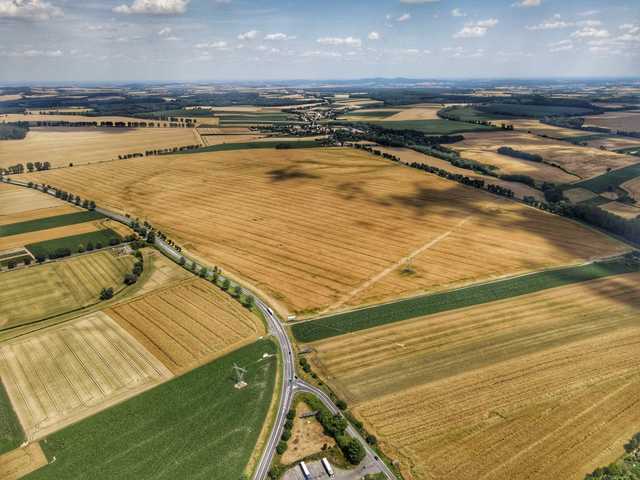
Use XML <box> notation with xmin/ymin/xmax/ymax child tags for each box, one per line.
<box><xmin>20</xmin><ymin>147</ymin><xmax>628</xmax><ymax>316</ymax></box>
<box><xmin>0</xmin><ymin>204</ymin><xmax>79</xmax><ymax>226</ymax></box>
<box><xmin>622</xmin><ymin>176</ymin><xmax>640</xmax><ymax>201</ymax></box>
<box><xmin>584</xmin><ymin>111</ymin><xmax>640</xmax><ymax>131</ymax></box>
<box><xmin>0</xmin><ymin>311</ymin><xmax>172</xmax><ymax>440</ymax></box>
<box><xmin>373</xmin><ymin>145</ymin><xmax>544</xmax><ymax>200</ymax></box>
<box><xmin>0</xmin><ymin>250</ymin><xmax>134</xmax><ymax>329</ymax></box>
<box><xmin>0</xmin><ymin>183</ymin><xmax>64</xmax><ymax>216</ymax></box>
<box><xmin>107</xmin><ymin>278</ymin><xmax>265</xmax><ymax>374</ymax></box>
<box><xmin>0</xmin><ymin>442</ymin><xmax>47</xmax><ymax>480</ymax></box>
<box><xmin>453</xmin><ymin>131</ymin><xmax>637</xmax><ymax>179</ymax></box>
<box><xmin>310</xmin><ymin>273</ymin><xmax>640</xmax><ymax>480</ymax></box>
<box><xmin>0</xmin><ymin>127</ymin><xmax>201</xmax><ymax>169</ymax></box>
<box><xmin>601</xmin><ymin>201</ymin><xmax>640</xmax><ymax>219</ymax></box>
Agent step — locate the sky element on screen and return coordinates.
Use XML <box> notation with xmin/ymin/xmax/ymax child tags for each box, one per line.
<box><xmin>0</xmin><ymin>0</ymin><xmax>638</xmax><ymax>83</ymax></box>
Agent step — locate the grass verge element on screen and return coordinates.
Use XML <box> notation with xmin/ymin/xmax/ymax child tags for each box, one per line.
<box><xmin>0</xmin><ymin>211</ymin><xmax>104</xmax><ymax>237</ymax></box>
<box><xmin>292</xmin><ymin>258</ymin><xmax>638</xmax><ymax>342</ymax></box>
<box><xmin>24</xmin><ymin>339</ymin><xmax>278</xmax><ymax>480</ymax></box>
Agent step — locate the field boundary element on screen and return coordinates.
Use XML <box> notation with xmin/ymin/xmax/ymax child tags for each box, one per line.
<box><xmin>292</xmin><ymin>255</ymin><xmax>638</xmax><ymax>342</ymax></box>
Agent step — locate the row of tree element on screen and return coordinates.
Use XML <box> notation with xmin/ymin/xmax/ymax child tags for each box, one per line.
<box><xmin>1</xmin><ymin>161</ymin><xmax>51</xmax><ymax>176</ymax></box>
<box><xmin>497</xmin><ymin>146</ymin><xmax>543</xmax><ymax>163</ymax></box>
<box><xmin>117</xmin><ymin>144</ymin><xmax>202</xmax><ymax>160</ymax></box>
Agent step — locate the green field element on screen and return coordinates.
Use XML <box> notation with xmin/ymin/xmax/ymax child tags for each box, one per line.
<box><xmin>340</xmin><ymin>110</ymin><xmax>400</xmax><ymax>119</ymax></box>
<box><xmin>477</xmin><ymin>103</ymin><xmax>595</xmax><ymax>118</ymax></box>
<box><xmin>0</xmin><ymin>381</ymin><xmax>24</xmax><ymax>454</ymax></box>
<box><xmin>178</xmin><ymin>139</ymin><xmax>327</xmax><ymax>154</ymax></box>
<box><xmin>0</xmin><ymin>211</ymin><xmax>104</xmax><ymax>237</ymax></box>
<box><xmin>574</xmin><ymin>162</ymin><xmax>640</xmax><ymax>193</ymax></box>
<box><xmin>24</xmin><ymin>339</ymin><xmax>278</xmax><ymax>480</ymax></box>
<box><xmin>439</xmin><ymin>106</ymin><xmax>496</xmax><ymax>122</ymax></box>
<box><xmin>563</xmin><ymin>134</ymin><xmax>608</xmax><ymax>143</ymax></box>
<box><xmin>25</xmin><ymin>229</ymin><xmax>123</xmax><ymax>258</ymax></box>
<box><xmin>615</xmin><ymin>146</ymin><xmax>640</xmax><ymax>156</ymax></box>
<box><xmin>364</xmin><ymin>119</ymin><xmax>496</xmax><ymax>134</ymax></box>
<box><xmin>292</xmin><ymin>259</ymin><xmax>638</xmax><ymax>342</ymax></box>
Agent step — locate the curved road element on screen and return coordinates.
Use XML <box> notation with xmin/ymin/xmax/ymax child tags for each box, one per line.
<box><xmin>2</xmin><ymin>179</ymin><xmax>395</xmax><ymax>480</ymax></box>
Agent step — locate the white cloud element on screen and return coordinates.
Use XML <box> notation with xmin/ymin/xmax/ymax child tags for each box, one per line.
<box><xmin>527</xmin><ymin>20</ymin><xmax>572</xmax><ymax>30</ymax></box>
<box><xmin>368</xmin><ymin>31</ymin><xmax>380</xmax><ymax>40</ymax></box>
<box><xmin>620</xmin><ymin>24</ymin><xmax>639</xmax><ymax>34</ymax></box>
<box><xmin>264</xmin><ymin>32</ymin><xmax>295</xmax><ymax>41</ymax></box>
<box><xmin>317</xmin><ymin>36</ymin><xmax>362</xmax><ymax>47</ymax></box>
<box><xmin>548</xmin><ymin>39</ymin><xmax>573</xmax><ymax>52</ymax></box>
<box><xmin>399</xmin><ymin>0</ymin><xmax>439</xmax><ymax>3</ymax></box>
<box><xmin>157</xmin><ymin>27</ymin><xmax>172</xmax><ymax>36</ymax></box>
<box><xmin>238</xmin><ymin>30</ymin><xmax>258</xmax><ymax>40</ymax></box>
<box><xmin>0</xmin><ymin>0</ymin><xmax>62</xmax><ymax>20</ymax></box>
<box><xmin>113</xmin><ymin>0</ymin><xmax>189</xmax><ymax>15</ymax></box>
<box><xmin>578</xmin><ymin>10</ymin><xmax>599</xmax><ymax>17</ymax></box>
<box><xmin>195</xmin><ymin>40</ymin><xmax>228</xmax><ymax>49</ymax></box>
<box><xmin>5</xmin><ymin>48</ymin><xmax>63</xmax><ymax>57</ymax></box>
<box><xmin>512</xmin><ymin>0</ymin><xmax>541</xmax><ymax>7</ymax></box>
<box><xmin>301</xmin><ymin>50</ymin><xmax>342</xmax><ymax>58</ymax></box>
<box><xmin>571</xmin><ymin>27</ymin><xmax>610</xmax><ymax>39</ymax></box>
<box><xmin>454</xmin><ymin>18</ymin><xmax>498</xmax><ymax>38</ymax></box>
<box><xmin>451</xmin><ymin>8</ymin><xmax>466</xmax><ymax>17</ymax></box>
<box><xmin>396</xmin><ymin>13</ymin><xmax>411</xmax><ymax>22</ymax></box>
<box><xmin>443</xmin><ymin>46</ymin><xmax>485</xmax><ymax>58</ymax></box>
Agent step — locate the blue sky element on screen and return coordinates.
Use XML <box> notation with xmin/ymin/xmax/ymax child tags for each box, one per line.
<box><xmin>0</xmin><ymin>0</ymin><xmax>638</xmax><ymax>82</ymax></box>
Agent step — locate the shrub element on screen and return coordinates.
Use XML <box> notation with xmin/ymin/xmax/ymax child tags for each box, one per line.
<box><xmin>276</xmin><ymin>441</ymin><xmax>288</xmax><ymax>455</ymax></box>
<box><xmin>100</xmin><ymin>287</ymin><xmax>114</xmax><ymax>300</ymax></box>
<box><xmin>336</xmin><ymin>399</ymin><xmax>348</xmax><ymax>410</ymax></box>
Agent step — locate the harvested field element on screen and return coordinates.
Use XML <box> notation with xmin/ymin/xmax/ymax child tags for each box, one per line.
<box><xmin>132</xmin><ymin>249</ymin><xmax>191</xmax><ymax>297</ymax></box>
<box><xmin>584</xmin><ymin>136</ymin><xmax>640</xmax><ymax>150</ymax></box>
<box><xmin>0</xmin><ymin>443</ymin><xmax>47</xmax><ymax>480</ymax></box>
<box><xmin>374</xmin><ymin>146</ymin><xmax>544</xmax><ymax>200</ymax></box>
<box><xmin>451</xmin><ymin>143</ymin><xmax>579</xmax><ymax>184</ymax></box>
<box><xmin>0</xmin><ymin>113</ymin><xmax>171</xmax><ymax>125</ymax></box>
<box><xmin>21</xmin><ymin>147</ymin><xmax>628</xmax><ymax>316</ymax></box>
<box><xmin>107</xmin><ymin>278</ymin><xmax>265</xmax><ymax>374</ymax></box>
<box><xmin>0</xmin><ymin>127</ymin><xmax>201</xmax><ymax>169</ymax></box>
<box><xmin>622</xmin><ymin>176</ymin><xmax>640</xmax><ymax>200</ymax></box>
<box><xmin>0</xmin><ymin>311</ymin><xmax>172</xmax><ymax>440</ymax></box>
<box><xmin>0</xmin><ymin>250</ymin><xmax>134</xmax><ymax>329</ymax></box>
<box><xmin>600</xmin><ymin>201</ymin><xmax>640</xmax><ymax>219</ymax></box>
<box><xmin>197</xmin><ymin>126</ymin><xmax>253</xmax><ymax>135</ymax></box>
<box><xmin>563</xmin><ymin>187</ymin><xmax>598</xmax><ymax>203</ymax></box>
<box><xmin>386</xmin><ymin>104</ymin><xmax>447</xmax><ymax>121</ymax></box>
<box><xmin>281</xmin><ymin>401</ymin><xmax>335</xmax><ymax>464</ymax></box>
<box><xmin>201</xmin><ymin>134</ymin><xmax>265</xmax><ymax>146</ymax></box>
<box><xmin>491</xmin><ymin>118</ymin><xmax>583</xmax><ymax>138</ymax></box>
<box><xmin>0</xmin><ymin>205</ymin><xmax>80</xmax><ymax>227</ymax></box>
<box><xmin>310</xmin><ymin>273</ymin><xmax>640</xmax><ymax>480</ymax></box>
<box><xmin>584</xmin><ymin>111</ymin><xmax>640</xmax><ymax>131</ymax></box>
<box><xmin>0</xmin><ymin>184</ymin><xmax>64</xmax><ymax>216</ymax></box>
<box><xmin>454</xmin><ymin>131</ymin><xmax>638</xmax><ymax>179</ymax></box>
<box><xmin>22</xmin><ymin>340</ymin><xmax>277</xmax><ymax>480</ymax></box>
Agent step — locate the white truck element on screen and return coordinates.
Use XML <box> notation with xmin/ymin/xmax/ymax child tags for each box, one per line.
<box><xmin>321</xmin><ymin>457</ymin><xmax>335</xmax><ymax>477</ymax></box>
<box><xmin>300</xmin><ymin>461</ymin><xmax>311</xmax><ymax>479</ymax></box>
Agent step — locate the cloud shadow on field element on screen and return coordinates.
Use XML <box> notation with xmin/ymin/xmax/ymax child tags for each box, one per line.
<box><xmin>267</xmin><ymin>166</ymin><xmax>320</xmax><ymax>182</ymax></box>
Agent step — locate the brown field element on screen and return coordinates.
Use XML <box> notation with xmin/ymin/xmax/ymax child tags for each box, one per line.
<box><xmin>0</xmin><ymin>443</ymin><xmax>47</xmax><ymax>480</ymax></box>
<box><xmin>0</xmin><ymin>221</ymin><xmax>100</xmax><ymax>252</ymax></box>
<box><xmin>584</xmin><ymin>136</ymin><xmax>640</xmax><ymax>150</ymax></box>
<box><xmin>20</xmin><ymin>147</ymin><xmax>628</xmax><ymax>316</ymax></box>
<box><xmin>601</xmin><ymin>201</ymin><xmax>640</xmax><ymax>219</ymax></box>
<box><xmin>563</xmin><ymin>187</ymin><xmax>598</xmax><ymax>203</ymax></box>
<box><xmin>309</xmin><ymin>273</ymin><xmax>640</xmax><ymax>480</ymax></box>
<box><xmin>492</xmin><ymin>118</ymin><xmax>583</xmax><ymax>138</ymax></box>
<box><xmin>373</xmin><ymin>146</ymin><xmax>544</xmax><ymax>201</ymax></box>
<box><xmin>453</xmin><ymin>131</ymin><xmax>638</xmax><ymax>179</ymax></box>
<box><xmin>0</xmin><ymin>311</ymin><xmax>172</xmax><ymax>440</ymax></box>
<box><xmin>386</xmin><ymin>104</ymin><xmax>456</xmax><ymax>121</ymax></box>
<box><xmin>584</xmin><ymin>111</ymin><xmax>640</xmax><ymax>131</ymax></box>
<box><xmin>452</xmin><ymin>144</ymin><xmax>579</xmax><ymax>183</ymax></box>
<box><xmin>0</xmin><ymin>204</ymin><xmax>79</xmax><ymax>226</ymax></box>
<box><xmin>132</xmin><ymin>249</ymin><xmax>192</xmax><ymax>297</ymax></box>
<box><xmin>107</xmin><ymin>278</ymin><xmax>265</xmax><ymax>374</ymax></box>
<box><xmin>0</xmin><ymin>183</ymin><xmax>65</xmax><ymax>216</ymax></box>
<box><xmin>0</xmin><ymin>113</ymin><xmax>202</xmax><ymax>125</ymax></box>
<box><xmin>0</xmin><ymin>250</ymin><xmax>134</xmax><ymax>329</ymax></box>
<box><xmin>0</xmin><ymin>127</ymin><xmax>201</xmax><ymax>169</ymax></box>
<box><xmin>281</xmin><ymin>401</ymin><xmax>335</xmax><ymax>464</ymax></box>
<box><xmin>621</xmin><ymin>176</ymin><xmax>640</xmax><ymax>201</ymax></box>
<box><xmin>197</xmin><ymin>126</ymin><xmax>254</xmax><ymax>135</ymax></box>
<box><xmin>201</xmin><ymin>134</ymin><xmax>266</xmax><ymax>146</ymax></box>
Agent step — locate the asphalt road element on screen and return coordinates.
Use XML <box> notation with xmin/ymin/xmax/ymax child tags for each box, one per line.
<box><xmin>2</xmin><ymin>179</ymin><xmax>396</xmax><ymax>480</ymax></box>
